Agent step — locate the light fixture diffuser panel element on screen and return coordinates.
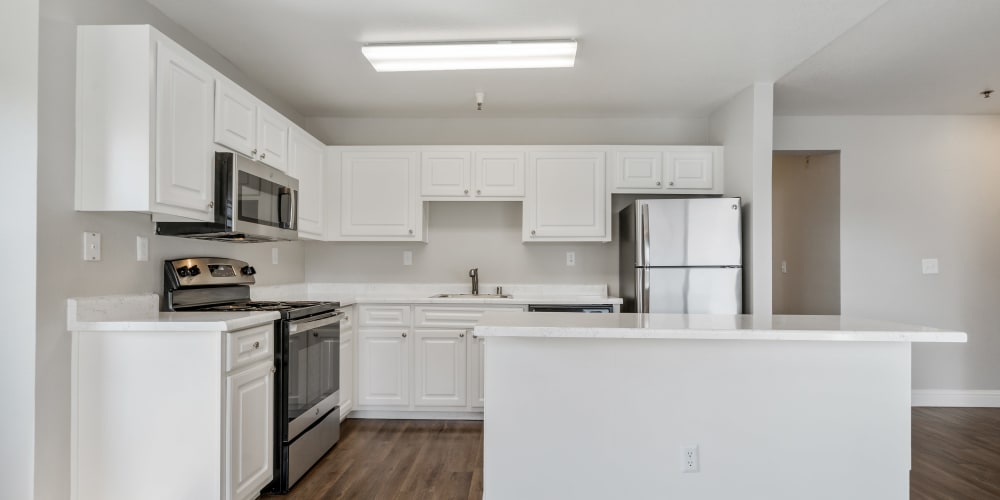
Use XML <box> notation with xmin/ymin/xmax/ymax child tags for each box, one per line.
<box><xmin>362</xmin><ymin>40</ymin><xmax>577</xmax><ymax>72</ymax></box>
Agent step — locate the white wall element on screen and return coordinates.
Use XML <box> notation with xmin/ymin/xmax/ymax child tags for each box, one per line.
<box><xmin>1</xmin><ymin>0</ymin><xmax>39</xmax><ymax>498</ymax></box>
<box><xmin>709</xmin><ymin>83</ymin><xmax>774</xmax><ymax>314</ymax></box>
<box><xmin>772</xmin><ymin>153</ymin><xmax>840</xmax><ymax>315</ymax></box>
<box><xmin>36</xmin><ymin>1</ymin><xmax>312</xmax><ymax>498</ymax></box>
<box><xmin>774</xmin><ymin>115</ymin><xmax>1000</xmax><ymax>392</ymax></box>
<box><xmin>307</xmin><ymin>116</ymin><xmax>710</xmax><ymax>146</ymax></box>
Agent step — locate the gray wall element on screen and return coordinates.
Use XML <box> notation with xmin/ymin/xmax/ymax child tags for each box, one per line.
<box><xmin>774</xmin><ymin>115</ymin><xmax>1000</xmax><ymax>391</ymax></box>
<box><xmin>36</xmin><ymin>1</ymin><xmax>311</xmax><ymax>498</ymax></box>
<box><xmin>1</xmin><ymin>0</ymin><xmax>39</xmax><ymax>497</ymax></box>
<box><xmin>772</xmin><ymin>153</ymin><xmax>840</xmax><ymax>315</ymax></box>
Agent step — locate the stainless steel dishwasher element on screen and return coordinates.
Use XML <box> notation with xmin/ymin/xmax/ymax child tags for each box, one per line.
<box><xmin>526</xmin><ymin>304</ymin><xmax>614</xmax><ymax>313</ymax></box>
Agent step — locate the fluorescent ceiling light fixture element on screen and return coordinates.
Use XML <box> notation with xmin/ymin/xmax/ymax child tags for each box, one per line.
<box><xmin>361</xmin><ymin>40</ymin><xmax>577</xmax><ymax>72</ymax></box>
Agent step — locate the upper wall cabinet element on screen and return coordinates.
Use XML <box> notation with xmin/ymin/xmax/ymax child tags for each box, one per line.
<box><xmin>289</xmin><ymin>127</ymin><xmax>325</xmax><ymax>239</ymax></box>
<box><xmin>214</xmin><ymin>79</ymin><xmax>290</xmax><ymax>172</ymax></box>
<box><xmin>611</xmin><ymin>146</ymin><xmax>724</xmax><ymax>194</ymax></box>
<box><xmin>524</xmin><ymin>151</ymin><xmax>609</xmax><ymax>242</ymax></box>
<box><xmin>76</xmin><ymin>25</ymin><xmax>216</xmax><ymax>222</ymax></box>
<box><xmin>420</xmin><ymin>151</ymin><xmax>525</xmax><ymax>200</ymax></box>
<box><xmin>328</xmin><ymin>149</ymin><xmax>427</xmax><ymax>241</ymax></box>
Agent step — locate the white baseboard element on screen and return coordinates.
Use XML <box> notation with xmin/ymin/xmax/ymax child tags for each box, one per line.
<box><xmin>349</xmin><ymin>409</ymin><xmax>484</xmax><ymax>420</ymax></box>
<box><xmin>912</xmin><ymin>390</ymin><xmax>1000</xmax><ymax>407</ymax></box>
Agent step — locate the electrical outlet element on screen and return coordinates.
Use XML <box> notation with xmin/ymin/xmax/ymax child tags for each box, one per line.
<box><xmin>83</xmin><ymin>232</ymin><xmax>101</xmax><ymax>261</ymax></box>
<box><xmin>921</xmin><ymin>258</ymin><xmax>939</xmax><ymax>275</ymax></box>
<box><xmin>682</xmin><ymin>445</ymin><xmax>699</xmax><ymax>473</ymax></box>
<box><xmin>403</xmin><ymin>250</ymin><xmax>412</xmax><ymax>266</ymax></box>
<box><xmin>566</xmin><ymin>251</ymin><xmax>576</xmax><ymax>266</ymax></box>
<box><xmin>136</xmin><ymin>236</ymin><xmax>149</xmax><ymax>262</ymax></box>
<box><xmin>272</xmin><ymin>247</ymin><xmax>279</xmax><ymax>265</ymax></box>
<box><xmin>781</xmin><ymin>260</ymin><xmax>788</xmax><ymax>274</ymax></box>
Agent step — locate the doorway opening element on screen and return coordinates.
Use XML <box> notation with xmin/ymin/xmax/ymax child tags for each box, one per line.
<box><xmin>772</xmin><ymin>151</ymin><xmax>841</xmax><ymax>315</ymax></box>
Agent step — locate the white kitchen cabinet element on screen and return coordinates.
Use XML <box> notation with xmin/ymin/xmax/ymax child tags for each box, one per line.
<box><xmin>468</xmin><ymin>332</ymin><xmax>486</xmax><ymax>408</ymax></box>
<box><xmin>226</xmin><ymin>361</ymin><xmax>274</xmax><ymax>500</ymax></box>
<box><xmin>420</xmin><ymin>151</ymin><xmax>525</xmax><ymax>199</ymax></box>
<box><xmin>288</xmin><ymin>127</ymin><xmax>326</xmax><ymax>239</ymax></box>
<box><xmin>214</xmin><ymin>78</ymin><xmax>291</xmax><ymax>172</ymax></box>
<box><xmin>413</xmin><ymin>330</ymin><xmax>467</xmax><ymax>407</ymax></box>
<box><xmin>339</xmin><ymin>307</ymin><xmax>355</xmax><ymax>420</ymax></box>
<box><xmin>337</xmin><ymin>151</ymin><xmax>425</xmax><ymax>241</ymax></box>
<box><xmin>357</xmin><ymin>328</ymin><xmax>410</xmax><ymax>407</ymax></box>
<box><xmin>70</xmin><ymin>319</ymin><xmax>275</xmax><ymax>500</ymax></box>
<box><xmin>76</xmin><ymin>25</ymin><xmax>216</xmax><ymax>222</ymax></box>
<box><xmin>524</xmin><ymin>151</ymin><xmax>609</xmax><ymax>242</ymax></box>
<box><xmin>611</xmin><ymin>146</ymin><xmax>724</xmax><ymax>194</ymax></box>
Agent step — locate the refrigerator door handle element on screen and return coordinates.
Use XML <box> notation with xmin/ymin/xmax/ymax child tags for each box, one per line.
<box><xmin>641</xmin><ymin>268</ymin><xmax>650</xmax><ymax>313</ymax></box>
<box><xmin>641</xmin><ymin>203</ymin><xmax>650</xmax><ymax>267</ymax></box>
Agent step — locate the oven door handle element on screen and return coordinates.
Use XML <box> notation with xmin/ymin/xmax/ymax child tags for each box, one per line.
<box><xmin>288</xmin><ymin>311</ymin><xmax>345</xmax><ymax>334</ymax></box>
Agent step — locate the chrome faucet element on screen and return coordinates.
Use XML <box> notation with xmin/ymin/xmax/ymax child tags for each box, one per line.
<box><xmin>469</xmin><ymin>268</ymin><xmax>479</xmax><ymax>295</ymax></box>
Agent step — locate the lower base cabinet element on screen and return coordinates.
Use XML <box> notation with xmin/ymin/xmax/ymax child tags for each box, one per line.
<box><xmin>226</xmin><ymin>362</ymin><xmax>274</xmax><ymax>500</ymax></box>
<box><xmin>357</xmin><ymin>327</ymin><xmax>411</xmax><ymax>407</ymax></box>
<box><xmin>414</xmin><ymin>330</ymin><xmax>467</xmax><ymax>407</ymax></box>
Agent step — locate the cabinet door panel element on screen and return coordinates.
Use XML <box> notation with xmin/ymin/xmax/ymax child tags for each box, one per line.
<box><xmin>257</xmin><ymin>106</ymin><xmax>289</xmax><ymax>172</ymax></box>
<box><xmin>227</xmin><ymin>362</ymin><xmax>274</xmax><ymax>500</ymax></box>
<box><xmin>341</xmin><ymin>152</ymin><xmax>419</xmax><ymax>237</ymax></box>
<box><xmin>290</xmin><ymin>129</ymin><xmax>325</xmax><ymax>238</ymax></box>
<box><xmin>414</xmin><ymin>330</ymin><xmax>467</xmax><ymax>407</ymax></box>
<box><xmin>214</xmin><ymin>80</ymin><xmax>257</xmax><ymax>157</ymax></box>
<box><xmin>468</xmin><ymin>334</ymin><xmax>486</xmax><ymax>408</ymax></box>
<box><xmin>421</xmin><ymin>152</ymin><xmax>471</xmax><ymax>197</ymax></box>
<box><xmin>474</xmin><ymin>152</ymin><xmax>525</xmax><ymax>197</ymax></box>
<box><xmin>154</xmin><ymin>41</ymin><xmax>214</xmax><ymax>221</ymax></box>
<box><xmin>614</xmin><ymin>151</ymin><xmax>662</xmax><ymax>189</ymax></box>
<box><xmin>339</xmin><ymin>331</ymin><xmax>354</xmax><ymax>419</ymax></box>
<box><xmin>525</xmin><ymin>152</ymin><xmax>606</xmax><ymax>240</ymax></box>
<box><xmin>357</xmin><ymin>329</ymin><xmax>410</xmax><ymax>406</ymax></box>
<box><xmin>665</xmin><ymin>149</ymin><xmax>714</xmax><ymax>190</ymax></box>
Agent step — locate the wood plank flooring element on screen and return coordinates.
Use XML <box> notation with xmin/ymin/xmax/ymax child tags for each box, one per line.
<box><xmin>270</xmin><ymin>408</ymin><xmax>1000</xmax><ymax>499</ymax></box>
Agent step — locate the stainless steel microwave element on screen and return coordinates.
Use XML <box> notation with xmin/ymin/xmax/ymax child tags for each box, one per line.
<box><xmin>156</xmin><ymin>152</ymin><xmax>298</xmax><ymax>242</ymax></box>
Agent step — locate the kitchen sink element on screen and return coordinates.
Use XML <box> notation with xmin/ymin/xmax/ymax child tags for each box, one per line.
<box><xmin>431</xmin><ymin>293</ymin><xmax>513</xmax><ymax>299</ymax></box>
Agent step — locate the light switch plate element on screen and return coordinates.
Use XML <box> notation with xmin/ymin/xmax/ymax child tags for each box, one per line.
<box><xmin>921</xmin><ymin>258</ymin><xmax>939</xmax><ymax>275</ymax></box>
<box><xmin>403</xmin><ymin>250</ymin><xmax>413</xmax><ymax>266</ymax></box>
<box><xmin>83</xmin><ymin>232</ymin><xmax>101</xmax><ymax>261</ymax></box>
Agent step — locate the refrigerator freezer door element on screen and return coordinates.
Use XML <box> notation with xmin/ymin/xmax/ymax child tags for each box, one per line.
<box><xmin>637</xmin><ymin>198</ymin><xmax>742</xmax><ymax>267</ymax></box>
<box><xmin>638</xmin><ymin>267</ymin><xmax>742</xmax><ymax>314</ymax></box>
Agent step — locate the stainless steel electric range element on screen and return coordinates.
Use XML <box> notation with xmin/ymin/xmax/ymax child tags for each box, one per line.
<box><xmin>163</xmin><ymin>257</ymin><xmax>343</xmax><ymax>494</ymax></box>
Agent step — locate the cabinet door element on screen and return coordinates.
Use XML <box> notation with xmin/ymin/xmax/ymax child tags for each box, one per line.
<box><xmin>525</xmin><ymin>151</ymin><xmax>607</xmax><ymax>240</ymax></box>
<box><xmin>226</xmin><ymin>362</ymin><xmax>274</xmax><ymax>500</ymax></box>
<box><xmin>214</xmin><ymin>79</ymin><xmax>257</xmax><ymax>158</ymax></box>
<box><xmin>357</xmin><ymin>328</ymin><xmax>410</xmax><ymax>406</ymax></box>
<box><xmin>468</xmin><ymin>332</ymin><xmax>486</xmax><ymax>408</ymax></box>
<box><xmin>341</xmin><ymin>152</ymin><xmax>420</xmax><ymax>238</ymax></box>
<box><xmin>154</xmin><ymin>41</ymin><xmax>215</xmax><ymax>221</ymax></box>
<box><xmin>289</xmin><ymin>128</ymin><xmax>325</xmax><ymax>239</ymax></box>
<box><xmin>614</xmin><ymin>151</ymin><xmax>663</xmax><ymax>189</ymax></box>
<box><xmin>665</xmin><ymin>149</ymin><xmax>714</xmax><ymax>190</ymax></box>
<box><xmin>339</xmin><ymin>323</ymin><xmax>354</xmax><ymax>419</ymax></box>
<box><xmin>414</xmin><ymin>330</ymin><xmax>467</xmax><ymax>407</ymax></box>
<box><xmin>421</xmin><ymin>152</ymin><xmax>471</xmax><ymax>197</ymax></box>
<box><xmin>474</xmin><ymin>152</ymin><xmax>525</xmax><ymax>197</ymax></box>
<box><xmin>256</xmin><ymin>106</ymin><xmax>290</xmax><ymax>172</ymax></box>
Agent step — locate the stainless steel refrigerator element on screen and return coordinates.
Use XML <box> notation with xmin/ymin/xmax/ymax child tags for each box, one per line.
<box><xmin>619</xmin><ymin>198</ymin><xmax>742</xmax><ymax>313</ymax></box>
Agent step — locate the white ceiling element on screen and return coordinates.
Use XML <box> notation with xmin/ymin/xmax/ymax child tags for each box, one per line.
<box><xmin>146</xmin><ymin>0</ymin><xmax>1000</xmax><ymax>118</ymax></box>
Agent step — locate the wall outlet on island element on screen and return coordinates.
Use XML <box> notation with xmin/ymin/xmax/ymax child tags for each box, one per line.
<box><xmin>682</xmin><ymin>445</ymin><xmax>699</xmax><ymax>473</ymax></box>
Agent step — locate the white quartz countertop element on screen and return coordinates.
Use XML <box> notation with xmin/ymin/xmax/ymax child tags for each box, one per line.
<box><xmin>473</xmin><ymin>312</ymin><xmax>967</xmax><ymax>342</ymax></box>
<box><xmin>67</xmin><ymin>294</ymin><xmax>279</xmax><ymax>332</ymax></box>
<box><xmin>254</xmin><ymin>283</ymin><xmax>622</xmax><ymax>307</ymax></box>
<box><xmin>332</xmin><ymin>295</ymin><xmax>620</xmax><ymax>307</ymax></box>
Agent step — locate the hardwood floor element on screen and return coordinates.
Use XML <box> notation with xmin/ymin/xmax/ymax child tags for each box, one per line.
<box><xmin>271</xmin><ymin>408</ymin><xmax>1000</xmax><ymax>499</ymax></box>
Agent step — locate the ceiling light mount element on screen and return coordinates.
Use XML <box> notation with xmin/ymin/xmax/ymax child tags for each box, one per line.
<box><xmin>982</xmin><ymin>89</ymin><xmax>994</xmax><ymax>99</ymax></box>
<box><xmin>362</xmin><ymin>39</ymin><xmax>577</xmax><ymax>72</ymax></box>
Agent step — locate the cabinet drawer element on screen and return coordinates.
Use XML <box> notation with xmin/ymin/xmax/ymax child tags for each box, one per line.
<box><xmin>359</xmin><ymin>305</ymin><xmax>410</xmax><ymax>327</ymax></box>
<box><xmin>227</xmin><ymin>324</ymin><xmax>274</xmax><ymax>372</ymax></box>
<box><xmin>415</xmin><ymin>306</ymin><xmax>524</xmax><ymax>329</ymax></box>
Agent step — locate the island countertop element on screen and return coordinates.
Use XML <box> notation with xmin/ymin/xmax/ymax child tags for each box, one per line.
<box><xmin>473</xmin><ymin>312</ymin><xmax>967</xmax><ymax>342</ymax></box>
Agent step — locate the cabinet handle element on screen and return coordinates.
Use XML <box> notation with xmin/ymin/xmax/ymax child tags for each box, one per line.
<box><xmin>253</xmin><ymin>341</ymin><xmax>260</xmax><ymax>350</ymax></box>
<box><xmin>208</xmin><ymin>201</ymin><xmax>215</xmax><ymax>209</ymax></box>
<box><xmin>464</xmin><ymin>189</ymin><xmax>469</xmax><ymax>195</ymax></box>
<box><xmin>344</xmin><ymin>315</ymin><xmax>350</xmax><ymax>322</ymax></box>
<box><xmin>270</xmin><ymin>365</ymin><xmax>276</xmax><ymax>374</ymax></box>
<box><xmin>408</xmin><ymin>229</ymin><xmax>414</xmax><ymax>235</ymax></box>
<box><xmin>261</xmin><ymin>152</ymin><xmax>266</xmax><ymax>159</ymax></box>
<box><xmin>472</xmin><ymin>333</ymin><xmax>478</xmax><ymax>339</ymax></box>
<box><xmin>402</xmin><ymin>332</ymin><xmax>407</xmax><ymax>338</ymax></box>
<box><xmin>530</xmin><ymin>230</ymin><xmax>536</xmax><ymax>236</ymax></box>
<box><xmin>476</xmin><ymin>189</ymin><xmax>481</xmax><ymax>195</ymax></box>
<box><xmin>669</xmin><ymin>181</ymin><xmax>674</xmax><ymax>186</ymax></box>
<box><xmin>459</xmin><ymin>332</ymin><xmax>465</xmax><ymax>338</ymax></box>
<box><xmin>251</xmin><ymin>148</ymin><xmax>258</xmax><ymax>156</ymax></box>
<box><xmin>656</xmin><ymin>181</ymin><xmax>662</xmax><ymax>186</ymax></box>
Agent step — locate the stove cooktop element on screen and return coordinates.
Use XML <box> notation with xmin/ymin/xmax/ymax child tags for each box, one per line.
<box><xmin>200</xmin><ymin>301</ymin><xmax>329</xmax><ymax>312</ymax></box>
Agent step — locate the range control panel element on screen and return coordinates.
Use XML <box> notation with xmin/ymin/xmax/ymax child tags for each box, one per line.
<box><xmin>165</xmin><ymin>257</ymin><xmax>257</xmax><ymax>289</ymax></box>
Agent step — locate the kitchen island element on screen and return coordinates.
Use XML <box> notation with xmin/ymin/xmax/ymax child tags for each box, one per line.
<box><xmin>473</xmin><ymin>313</ymin><xmax>965</xmax><ymax>500</ymax></box>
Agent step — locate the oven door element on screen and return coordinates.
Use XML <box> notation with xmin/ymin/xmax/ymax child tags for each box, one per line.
<box><xmin>285</xmin><ymin>311</ymin><xmax>343</xmax><ymax>440</ymax></box>
<box><xmin>229</xmin><ymin>152</ymin><xmax>299</xmax><ymax>240</ymax></box>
